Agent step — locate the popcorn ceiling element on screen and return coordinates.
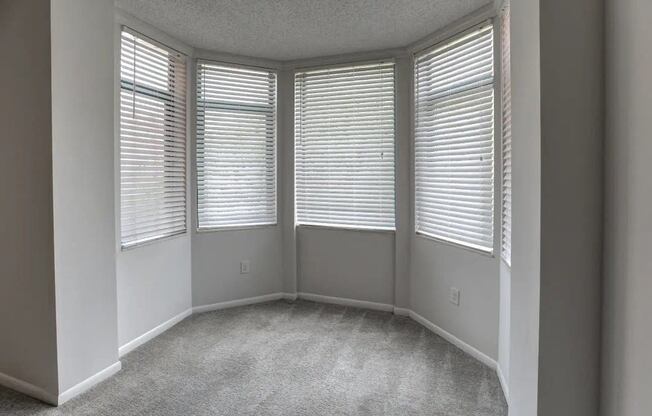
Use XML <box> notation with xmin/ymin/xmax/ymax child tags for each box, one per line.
<box><xmin>116</xmin><ymin>0</ymin><xmax>490</xmax><ymax>61</ymax></box>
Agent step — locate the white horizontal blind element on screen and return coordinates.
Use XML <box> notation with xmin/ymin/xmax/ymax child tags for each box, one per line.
<box><xmin>295</xmin><ymin>62</ymin><xmax>396</xmax><ymax>230</ymax></box>
<box><xmin>196</xmin><ymin>62</ymin><xmax>277</xmax><ymax>229</ymax></box>
<box><xmin>120</xmin><ymin>28</ymin><xmax>187</xmax><ymax>248</ymax></box>
<box><xmin>414</xmin><ymin>23</ymin><xmax>495</xmax><ymax>252</ymax></box>
<box><xmin>501</xmin><ymin>6</ymin><xmax>512</xmax><ymax>265</ymax></box>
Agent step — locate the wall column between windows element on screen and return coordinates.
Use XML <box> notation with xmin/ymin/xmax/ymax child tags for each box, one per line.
<box><xmin>394</xmin><ymin>55</ymin><xmax>412</xmax><ymax>309</ymax></box>
<box><xmin>278</xmin><ymin>68</ymin><xmax>298</xmax><ymax>294</ymax></box>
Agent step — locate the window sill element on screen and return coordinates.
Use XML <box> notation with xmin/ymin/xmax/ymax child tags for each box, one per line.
<box><xmin>415</xmin><ymin>231</ymin><xmax>495</xmax><ymax>258</ymax></box>
<box><xmin>120</xmin><ymin>230</ymin><xmax>188</xmax><ymax>252</ymax></box>
<box><xmin>196</xmin><ymin>223</ymin><xmax>278</xmax><ymax>233</ymax></box>
<box><xmin>297</xmin><ymin>223</ymin><xmax>396</xmax><ymax>235</ymax></box>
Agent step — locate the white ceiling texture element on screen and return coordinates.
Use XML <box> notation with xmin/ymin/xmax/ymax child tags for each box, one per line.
<box><xmin>115</xmin><ymin>0</ymin><xmax>491</xmax><ymax>61</ymax></box>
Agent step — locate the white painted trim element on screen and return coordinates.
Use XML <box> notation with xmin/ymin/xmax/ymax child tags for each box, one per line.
<box><xmin>282</xmin><ymin>292</ymin><xmax>298</xmax><ymax>301</ymax></box>
<box><xmin>192</xmin><ymin>293</ymin><xmax>286</xmax><ymax>314</ymax></box>
<box><xmin>393</xmin><ymin>307</ymin><xmax>411</xmax><ymax>316</ymax></box>
<box><xmin>119</xmin><ymin>308</ymin><xmax>192</xmax><ymax>357</ymax></box>
<box><xmin>497</xmin><ymin>363</ymin><xmax>510</xmax><ymax>404</ymax></box>
<box><xmin>0</xmin><ymin>372</ymin><xmax>58</xmax><ymax>405</ymax></box>
<box><xmin>297</xmin><ymin>292</ymin><xmax>394</xmax><ymax>312</ymax></box>
<box><xmin>57</xmin><ymin>361</ymin><xmax>122</xmax><ymax>406</ymax></box>
<box><xmin>409</xmin><ymin>310</ymin><xmax>497</xmax><ymax>369</ymax></box>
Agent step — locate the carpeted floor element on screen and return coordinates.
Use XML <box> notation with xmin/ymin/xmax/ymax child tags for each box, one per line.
<box><xmin>0</xmin><ymin>300</ymin><xmax>507</xmax><ymax>415</ymax></box>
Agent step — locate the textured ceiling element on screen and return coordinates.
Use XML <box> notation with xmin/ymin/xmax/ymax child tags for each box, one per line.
<box><xmin>115</xmin><ymin>0</ymin><xmax>491</xmax><ymax>61</ymax></box>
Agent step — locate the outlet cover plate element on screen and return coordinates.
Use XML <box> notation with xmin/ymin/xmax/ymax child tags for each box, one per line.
<box><xmin>450</xmin><ymin>287</ymin><xmax>460</xmax><ymax>306</ymax></box>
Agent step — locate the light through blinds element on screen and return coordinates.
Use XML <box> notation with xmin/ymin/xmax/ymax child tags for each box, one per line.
<box><xmin>295</xmin><ymin>62</ymin><xmax>396</xmax><ymax>230</ymax></box>
<box><xmin>196</xmin><ymin>62</ymin><xmax>277</xmax><ymax>229</ymax></box>
<box><xmin>120</xmin><ymin>28</ymin><xmax>187</xmax><ymax>248</ymax></box>
<box><xmin>414</xmin><ymin>23</ymin><xmax>495</xmax><ymax>252</ymax></box>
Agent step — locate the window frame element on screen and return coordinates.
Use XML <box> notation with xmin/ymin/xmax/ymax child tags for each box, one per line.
<box><xmin>293</xmin><ymin>60</ymin><xmax>398</xmax><ymax>232</ymax></box>
<box><xmin>412</xmin><ymin>20</ymin><xmax>500</xmax><ymax>255</ymax></box>
<box><xmin>194</xmin><ymin>59</ymin><xmax>279</xmax><ymax>232</ymax></box>
<box><xmin>499</xmin><ymin>5</ymin><xmax>512</xmax><ymax>266</ymax></box>
<box><xmin>118</xmin><ymin>26</ymin><xmax>189</xmax><ymax>250</ymax></box>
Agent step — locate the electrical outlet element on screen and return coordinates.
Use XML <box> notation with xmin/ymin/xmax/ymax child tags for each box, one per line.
<box><xmin>450</xmin><ymin>287</ymin><xmax>460</xmax><ymax>306</ymax></box>
<box><xmin>240</xmin><ymin>260</ymin><xmax>250</xmax><ymax>275</ymax></box>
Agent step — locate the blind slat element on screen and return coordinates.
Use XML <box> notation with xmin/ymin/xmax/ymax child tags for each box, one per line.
<box><xmin>295</xmin><ymin>62</ymin><xmax>396</xmax><ymax>230</ymax></box>
<box><xmin>501</xmin><ymin>6</ymin><xmax>512</xmax><ymax>264</ymax></box>
<box><xmin>196</xmin><ymin>62</ymin><xmax>277</xmax><ymax>230</ymax></box>
<box><xmin>120</xmin><ymin>29</ymin><xmax>187</xmax><ymax>248</ymax></box>
<box><xmin>415</xmin><ymin>23</ymin><xmax>495</xmax><ymax>252</ymax></box>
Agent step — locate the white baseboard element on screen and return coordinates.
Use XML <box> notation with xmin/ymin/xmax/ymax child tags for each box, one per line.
<box><xmin>409</xmin><ymin>310</ymin><xmax>497</xmax><ymax>370</ymax></box>
<box><xmin>119</xmin><ymin>308</ymin><xmax>192</xmax><ymax>357</ymax></box>
<box><xmin>57</xmin><ymin>361</ymin><xmax>121</xmax><ymax>405</ymax></box>
<box><xmin>393</xmin><ymin>307</ymin><xmax>411</xmax><ymax>316</ymax></box>
<box><xmin>0</xmin><ymin>371</ymin><xmax>58</xmax><ymax>405</ymax></box>
<box><xmin>282</xmin><ymin>292</ymin><xmax>298</xmax><ymax>301</ymax></box>
<box><xmin>497</xmin><ymin>363</ymin><xmax>510</xmax><ymax>404</ymax></box>
<box><xmin>297</xmin><ymin>292</ymin><xmax>394</xmax><ymax>312</ymax></box>
<box><xmin>192</xmin><ymin>293</ymin><xmax>286</xmax><ymax>314</ymax></box>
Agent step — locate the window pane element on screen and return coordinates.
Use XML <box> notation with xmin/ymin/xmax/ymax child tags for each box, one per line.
<box><xmin>295</xmin><ymin>62</ymin><xmax>396</xmax><ymax>230</ymax></box>
<box><xmin>414</xmin><ymin>24</ymin><xmax>495</xmax><ymax>252</ymax></box>
<box><xmin>196</xmin><ymin>62</ymin><xmax>277</xmax><ymax>229</ymax></box>
<box><xmin>120</xmin><ymin>29</ymin><xmax>187</xmax><ymax>248</ymax></box>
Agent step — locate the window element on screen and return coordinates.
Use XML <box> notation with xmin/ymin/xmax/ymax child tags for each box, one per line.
<box><xmin>120</xmin><ymin>28</ymin><xmax>187</xmax><ymax>248</ymax></box>
<box><xmin>295</xmin><ymin>62</ymin><xmax>396</xmax><ymax>230</ymax></box>
<box><xmin>196</xmin><ymin>62</ymin><xmax>277</xmax><ymax>229</ymax></box>
<box><xmin>501</xmin><ymin>5</ymin><xmax>512</xmax><ymax>265</ymax></box>
<box><xmin>414</xmin><ymin>23</ymin><xmax>495</xmax><ymax>252</ymax></box>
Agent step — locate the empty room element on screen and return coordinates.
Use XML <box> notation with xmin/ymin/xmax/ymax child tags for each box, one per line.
<box><xmin>1</xmin><ymin>0</ymin><xmax>650</xmax><ymax>415</ymax></box>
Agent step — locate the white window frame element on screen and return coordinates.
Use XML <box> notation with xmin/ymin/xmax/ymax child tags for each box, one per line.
<box><xmin>500</xmin><ymin>5</ymin><xmax>512</xmax><ymax>266</ymax></box>
<box><xmin>118</xmin><ymin>26</ymin><xmax>188</xmax><ymax>250</ymax></box>
<box><xmin>195</xmin><ymin>60</ymin><xmax>278</xmax><ymax>232</ymax></box>
<box><xmin>412</xmin><ymin>21</ymin><xmax>498</xmax><ymax>254</ymax></box>
<box><xmin>294</xmin><ymin>60</ymin><xmax>397</xmax><ymax>232</ymax></box>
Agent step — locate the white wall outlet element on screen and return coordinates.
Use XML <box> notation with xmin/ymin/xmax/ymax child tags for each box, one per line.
<box><xmin>240</xmin><ymin>260</ymin><xmax>250</xmax><ymax>275</ymax></box>
<box><xmin>450</xmin><ymin>287</ymin><xmax>460</xmax><ymax>306</ymax></box>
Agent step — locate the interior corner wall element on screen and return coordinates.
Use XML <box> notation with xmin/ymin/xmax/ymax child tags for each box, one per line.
<box><xmin>602</xmin><ymin>0</ymin><xmax>652</xmax><ymax>414</ymax></box>
<box><xmin>114</xmin><ymin>10</ymin><xmax>193</xmax><ymax>351</ymax></box>
<box><xmin>537</xmin><ymin>0</ymin><xmax>604</xmax><ymax>414</ymax></box>
<box><xmin>279</xmin><ymin>68</ymin><xmax>298</xmax><ymax>295</ymax></box>
<box><xmin>0</xmin><ymin>0</ymin><xmax>59</xmax><ymax>397</ymax></box>
<box><xmin>393</xmin><ymin>55</ymin><xmax>412</xmax><ymax>309</ymax></box>
<box><xmin>50</xmin><ymin>0</ymin><xmax>119</xmax><ymax>392</ymax></box>
<box><xmin>507</xmin><ymin>0</ymin><xmax>541</xmax><ymax>414</ymax></box>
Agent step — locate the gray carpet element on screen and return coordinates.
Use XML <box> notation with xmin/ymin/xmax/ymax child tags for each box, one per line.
<box><xmin>0</xmin><ymin>300</ymin><xmax>507</xmax><ymax>415</ymax></box>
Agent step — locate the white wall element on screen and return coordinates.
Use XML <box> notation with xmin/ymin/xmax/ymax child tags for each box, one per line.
<box><xmin>507</xmin><ymin>0</ymin><xmax>541</xmax><ymax>414</ymax></box>
<box><xmin>497</xmin><ymin>261</ymin><xmax>510</xmax><ymax>391</ymax></box>
<box><xmin>0</xmin><ymin>0</ymin><xmax>59</xmax><ymax>397</ymax></box>
<box><xmin>537</xmin><ymin>0</ymin><xmax>604</xmax><ymax>413</ymax></box>
<box><xmin>117</xmin><ymin>238</ymin><xmax>192</xmax><ymax>347</ymax></box>
<box><xmin>411</xmin><ymin>238</ymin><xmax>500</xmax><ymax>358</ymax></box>
<box><xmin>113</xmin><ymin>10</ymin><xmax>193</xmax><ymax>351</ymax></box>
<box><xmin>297</xmin><ymin>227</ymin><xmax>395</xmax><ymax>304</ymax></box>
<box><xmin>602</xmin><ymin>0</ymin><xmax>652</xmax><ymax>414</ymax></box>
<box><xmin>50</xmin><ymin>0</ymin><xmax>119</xmax><ymax>392</ymax></box>
<box><xmin>192</xmin><ymin>228</ymin><xmax>283</xmax><ymax>306</ymax></box>
<box><xmin>507</xmin><ymin>0</ymin><xmax>604</xmax><ymax>414</ymax></box>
